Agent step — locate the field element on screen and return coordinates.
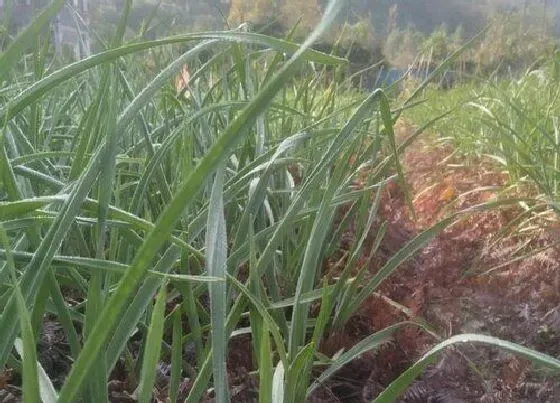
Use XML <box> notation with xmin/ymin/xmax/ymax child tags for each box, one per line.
<box><xmin>1</xmin><ymin>1</ymin><xmax>560</xmax><ymax>402</ymax></box>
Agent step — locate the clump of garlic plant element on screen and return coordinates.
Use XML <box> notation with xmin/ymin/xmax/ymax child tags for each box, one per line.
<box><xmin>1</xmin><ymin>1</ymin><xmax>559</xmax><ymax>402</ymax></box>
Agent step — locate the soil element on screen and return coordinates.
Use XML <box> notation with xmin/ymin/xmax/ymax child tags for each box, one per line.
<box><xmin>312</xmin><ymin>123</ymin><xmax>560</xmax><ymax>402</ymax></box>
<box><xmin>2</xmin><ymin>124</ymin><xmax>560</xmax><ymax>402</ymax></box>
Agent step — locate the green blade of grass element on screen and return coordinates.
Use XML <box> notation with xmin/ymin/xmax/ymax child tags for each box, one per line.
<box><xmin>1</xmin><ymin>31</ymin><xmax>345</xmax><ymax>123</ymax></box>
<box><xmin>0</xmin><ymin>196</ymin><xmax>205</xmax><ymax>259</ymax></box>
<box><xmin>105</xmin><ymin>245</ymin><xmax>181</xmax><ymax>373</ymax></box>
<box><xmin>343</xmin><ymin>216</ymin><xmax>457</xmax><ymax>320</ymax></box>
<box><xmin>205</xmin><ymin>163</ymin><xmax>230</xmax><ymax>403</ymax></box>
<box><xmin>175</xmin><ymin>259</ymin><xmax>205</xmax><ymax>369</ymax></box>
<box><xmin>13</xmin><ymin>338</ymin><xmax>40</xmax><ymax>403</ymax></box>
<box><xmin>170</xmin><ymin>307</ymin><xmax>183</xmax><ymax>403</ymax></box>
<box><xmin>373</xmin><ymin>334</ymin><xmax>560</xmax><ymax>403</ymax></box>
<box><xmin>227</xmin><ymin>275</ymin><xmax>288</xmax><ymax>368</ymax></box>
<box><xmin>379</xmin><ymin>92</ymin><xmax>415</xmax><ymax>219</ymax></box>
<box><xmin>287</xmin><ymin>162</ymin><xmax>339</xmax><ymax>360</ymax></box>
<box><xmin>0</xmin><ymin>0</ymin><xmax>66</xmax><ymax>80</ymax></box>
<box><xmin>308</xmin><ymin>323</ymin><xmax>412</xmax><ymax>396</ymax></box>
<box><xmin>1</xmin><ymin>226</ymin><xmax>40</xmax><ymax>403</ymax></box>
<box><xmin>258</xmin><ymin>322</ymin><xmax>273</xmax><ymax>403</ymax></box>
<box><xmin>285</xmin><ymin>343</ymin><xmax>315</xmax><ymax>403</ymax></box>
<box><xmin>138</xmin><ymin>285</ymin><xmax>167</xmax><ymax>403</ymax></box>
<box><xmin>0</xmin><ymin>248</ymin><xmax>219</xmax><ymax>283</ymax></box>
<box><xmin>1</xmin><ymin>132</ymin><xmax>82</xmax><ymax>362</ymax></box>
<box><xmin>272</xmin><ymin>361</ymin><xmax>285</xmax><ymax>403</ymax></box>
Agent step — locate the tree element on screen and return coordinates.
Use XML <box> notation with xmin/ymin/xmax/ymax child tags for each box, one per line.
<box><xmin>452</xmin><ymin>25</ymin><xmax>464</xmax><ymax>47</ymax></box>
<box><xmin>228</xmin><ymin>0</ymin><xmax>277</xmax><ymax>27</ymax></box>
<box><xmin>228</xmin><ymin>0</ymin><xmax>321</xmax><ymax>38</ymax></box>
<box><xmin>474</xmin><ymin>11</ymin><xmax>554</xmax><ymax>73</ymax></box>
<box><xmin>278</xmin><ymin>0</ymin><xmax>321</xmax><ymax>36</ymax></box>
<box><xmin>420</xmin><ymin>25</ymin><xmax>450</xmax><ymax>62</ymax></box>
<box><xmin>340</xmin><ymin>17</ymin><xmax>376</xmax><ymax>49</ymax></box>
<box><xmin>384</xmin><ymin>26</ymin><xmax>424</xmax><ymax>69</ymax></box>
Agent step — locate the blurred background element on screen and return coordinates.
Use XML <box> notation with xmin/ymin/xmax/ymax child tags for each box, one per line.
<box><xmin>2</xmin><ymin>1</ymin><xmax>558</xmax><ymax>81</ymax></box>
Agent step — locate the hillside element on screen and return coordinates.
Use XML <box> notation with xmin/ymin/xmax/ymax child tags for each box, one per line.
<box><xmin>341</xmin><ymin>0</ymin><xmax>559</xmax><ymax>36</ymax></box>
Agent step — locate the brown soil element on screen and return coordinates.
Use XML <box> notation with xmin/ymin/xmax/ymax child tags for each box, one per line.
<box><xmin>314</xmin><ymin>124</ymin><xmax>560</xmax><ymax>402</ymax></box>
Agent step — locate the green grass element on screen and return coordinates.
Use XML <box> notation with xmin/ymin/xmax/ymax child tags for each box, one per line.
<box><xmin>406</xmin><ymin>54</ymin><xmax>560</xmax><ymax>210</ymax></box>
<box><xmin>1</xmin><ymin>1</ymin><xmax>560</xmax><ymax>402</ymax></box>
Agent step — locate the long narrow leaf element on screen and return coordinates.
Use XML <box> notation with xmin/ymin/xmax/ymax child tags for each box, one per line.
<box><xmin>374</xmin><ymin>334</ymin><xmax>560</xmax><ymax>403</ymax></box>
<box><xmin>0</xmin><ymin>0</ymin><xmax>66</xmax><ymax>79</ymax></box>
<box><xmin>206</xmin><ymin>164</ymin><xmax>229</xmax><ymax>403</ymax></box>
<box><xmin>138</xmin><ymin>285</ymin><xmax>168</xmax><ymax>403</ymax></box>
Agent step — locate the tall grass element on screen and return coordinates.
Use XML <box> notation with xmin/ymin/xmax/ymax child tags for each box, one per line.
<box><xmin>1</xmin><ymin>1</ymin><xmax>560</xmax><ymax>402</ymax></box>
<box><xmin>406</xmin><ymin>54</ymin><xmax>560</xmax><ymax>206</ymax></box>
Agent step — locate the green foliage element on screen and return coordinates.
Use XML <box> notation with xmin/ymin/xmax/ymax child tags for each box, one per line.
<box><xmin>1</xmin><ymin>2</ymin><xmax>560</xmax><ymax>403</ymax></box>
<box><xmin>474</xmin><ymin>12</ymin><xmax>556</xmax><ymax>73</ymax></box>
<box><xmin>330</xmin><ymin>17</ymin><xmax>378</xmax><ymax>50</ymax></box>
<box><xmin>406</xmin><ymin>53</ymin><xmax>560</xmax><ymax>203</ymax></box>
<box><xmin>228</xmin><ymin>0</ymin><xmax>278</xmax><ymax>27</ymax></box>
<box><xmin>228</xmin><ymin>0</ymin><xmax>322</xmax><ymax>39</ymax></box>
<box><xmin>0</xmin><ymin>1</ymin><xmax>406</xmax><ymax>400</ymax></box>
<box><xmin>384</xmin><ymin>26</ymin><xmax>425</xmax><ymax>68</ymax></box>
<box><xmin>421</xmin><ymin>25</ymin><xmax>450</xmax><ymax>62</ymax></box>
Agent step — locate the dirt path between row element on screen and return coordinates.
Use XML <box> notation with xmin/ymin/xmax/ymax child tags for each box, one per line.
<box><xmin>318</xmin><ymin>124</ymin><xmax>560</xmax><ymax>402</ymax></box>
